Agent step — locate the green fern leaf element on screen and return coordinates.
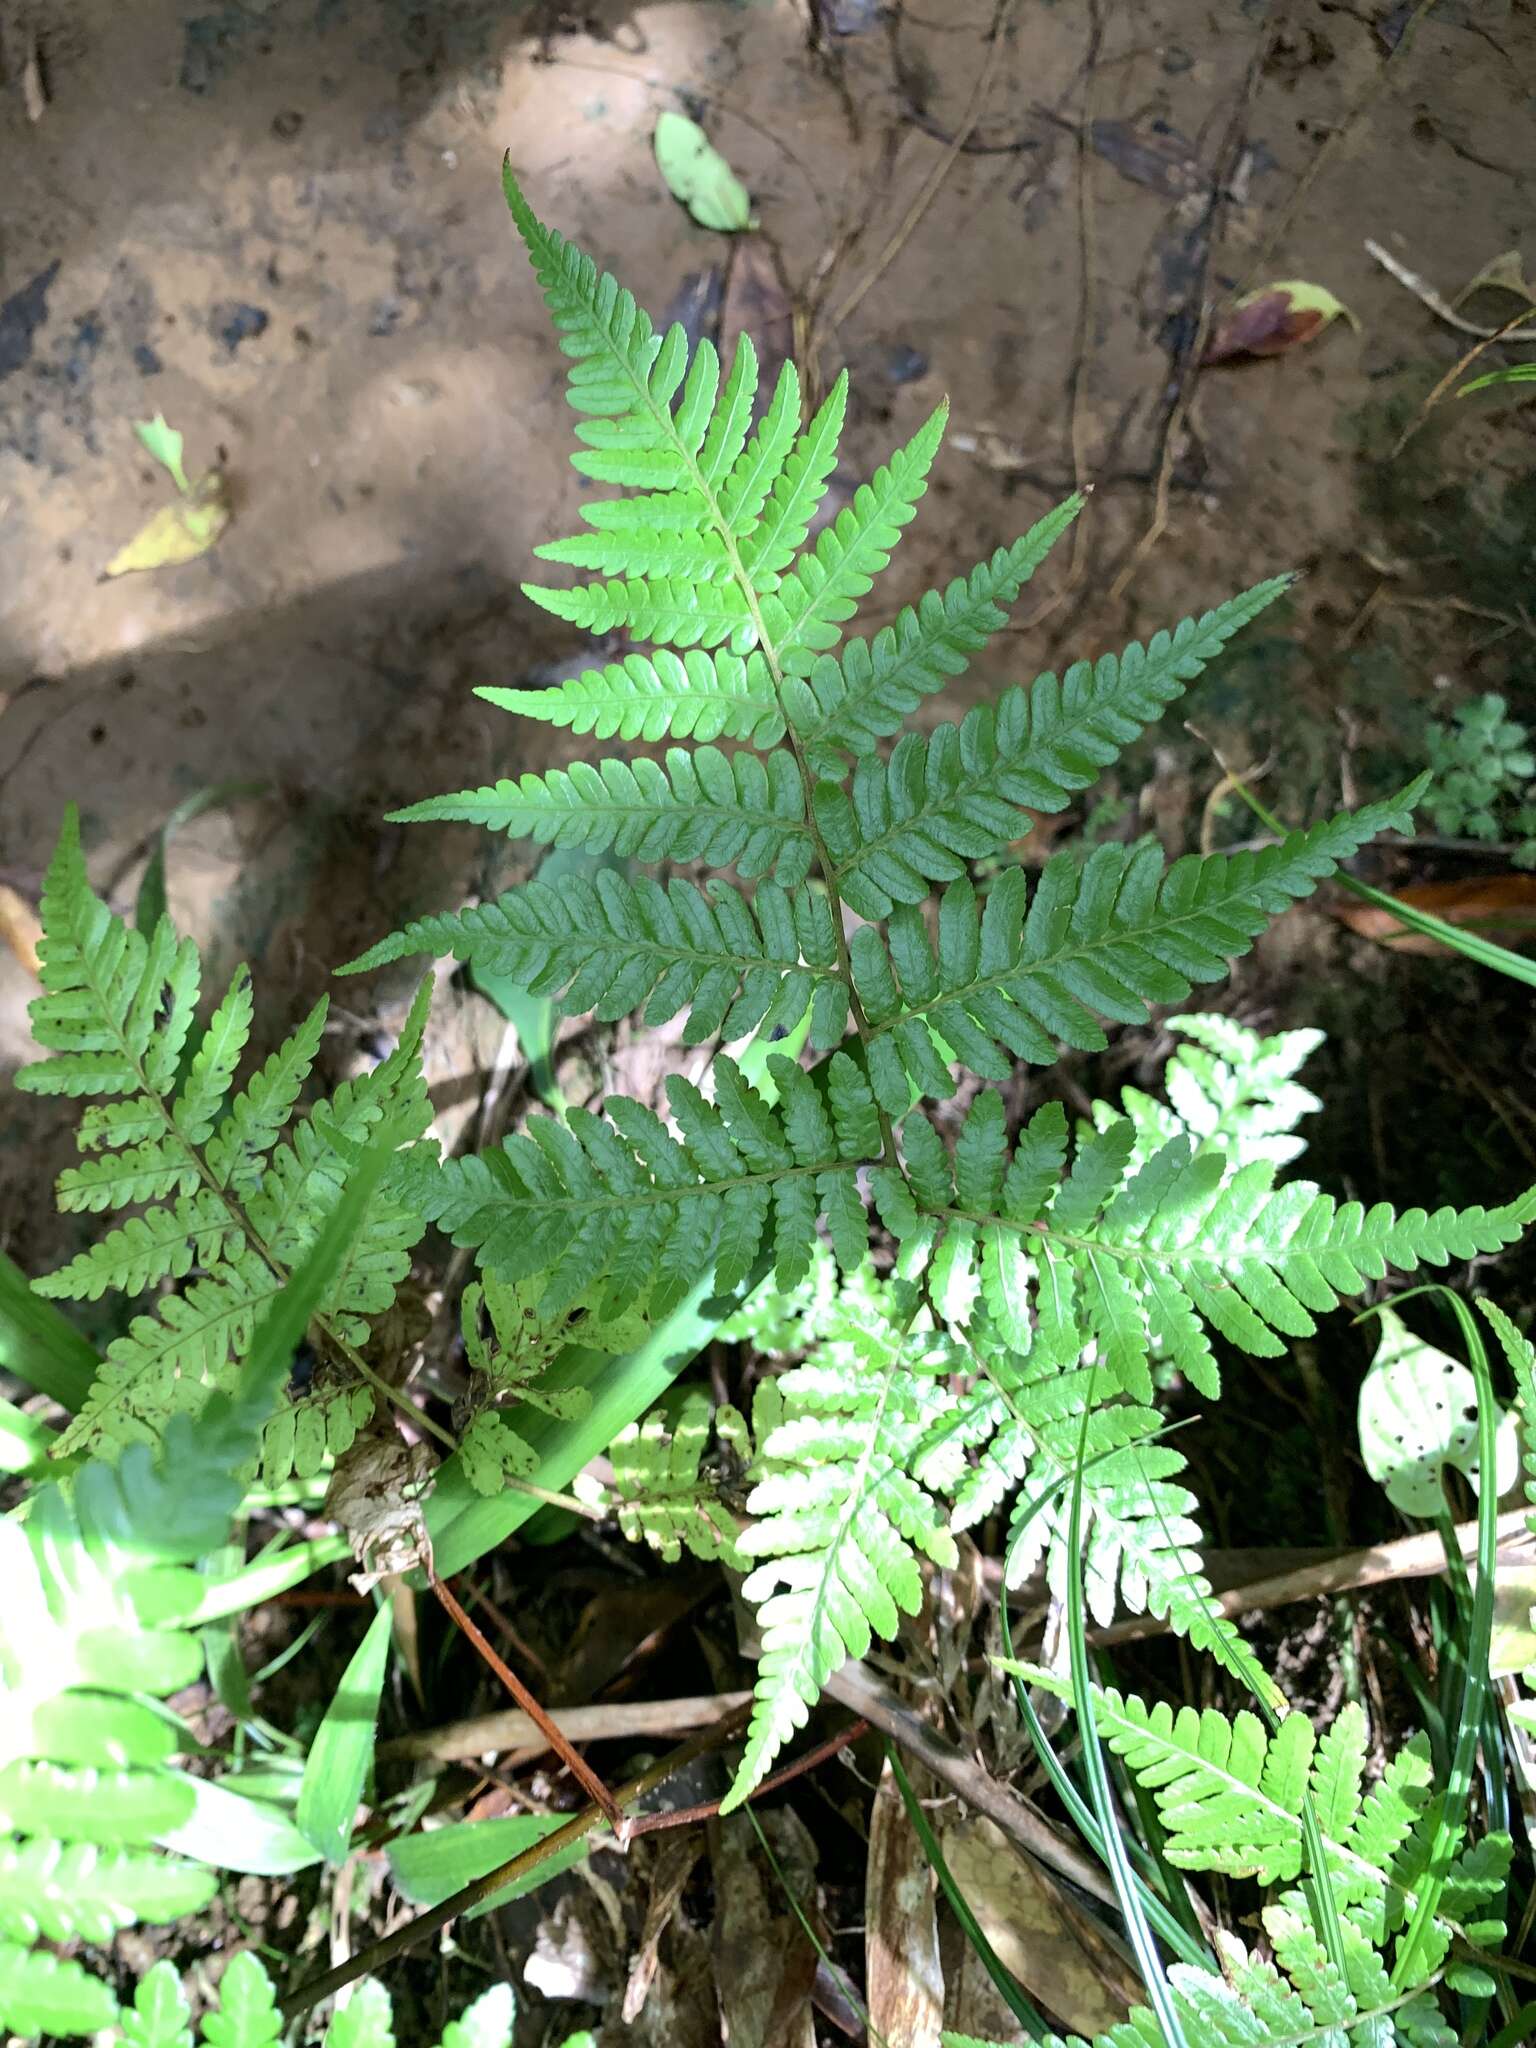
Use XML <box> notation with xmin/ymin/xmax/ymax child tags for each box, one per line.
<box><xmin>200</xmin><ymin>1951</ymin><xmax>282</xmax><ymax>2048</ymax></box>
<box><xmin>340</xmin><ymin>871</ymin><xmax>847</xmax><ymax>1050</ymax></box>
<box><xmin>389</xmin><ymin>747</ymin><xmax>812</xmax><ymax>886</ymax></box>
<box><xmin>786</xmin><ymin>497</ymin><xmax>1083</xmax><ymax>773</ymax></box>
<box><xmin>325</xmin><ymin>1981</ymin><xmax>395</xmax><ymax>2048</ymax></box>
<box><xmin>612</xmin><ymin>1387</ymin><xmax>747</xmax><ymax>1565</ymax></box>
<box><xmin>1101</xmin><ymin>1010</ymin><xmax>1324</xmax><ymax>1171</ymax></box>
<box><xmin>759</xmin><ymin>401</ymin><xmax>947</xmax><ymax>670</ymax></box>
<box><xmin>0</xmin><ymin>1837</ymin><xmax>216</xmax><ymax>1943</ymax></box>
<box><xmin>739</xmin><ymin>371</ymin><xmax>848</xmax><ymax>583</ymax></box>
<box><xmin>915</xmin><ymin>1090</ymin><xmax>1534</xmax><ymax>1404</ymax></box>
<box><xmin>409</xmin><ymin>1051</ymin><xmax>878</xmax><ymax>1317</ymax></box>
<box><xmin>433</xmin><ymin>1983</ymin><xmax>515</xmax><ymax>2048</ymax></box>
<box><xmin>812</xmin><ymin>577</ymin><xmax>1293</xmax><ymax>918</ymax></box>
<box><xmin>480</xmin><ymin>646</ymin><xmax>784</xmax><ymax>748</ymax></box>
<box><xmin>725</xmin><ymin>1293</ymin><xmax>959</xmax><ymax>1807</ymax></box>
<box><xmin>173</xmin><ymin>968</ymin><xmax>253</xmax><ymax>1143</ymax></box>
<box><xmin>0</xmin><ymin>1944</ymin><xmax>118</xmax><ymax>2039</ymax></box>
<box><xmin>204</xmin><ymin>998</ymin><xmax>328</xmax><ymax>1193</ymax></box>
<box><xmin>35</xmin><ymin>1193</ymin><xmax>240</xmax><ymax>1302</ymax></box>
<box><xmin>121</xmin><ymin>1960</ymin><xmax>194</xmax><ymax>2048</ymax></box>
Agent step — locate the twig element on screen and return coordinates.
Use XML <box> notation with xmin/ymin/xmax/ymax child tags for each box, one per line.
<box><xmin>280</xmin><ymin>1703</ymin><xmax>756</xmax><ymax>2021</ymax></box>
<box><xmin>822</xmin><ymin>0</ymin><xmax>1018</xmax><ymax>338</ymax></box>
<box><xmin>1013</xmin><ymin>0</ymin><xmax>1102</xmax><ymax>637</ymax></box>
<box><xmin>430</xmin><ymin>1574</ymin><xmax>625</xmax><ymax>1834</ymax></box>
<box><xmin>1106</xmin><ymin>18</ymin><xmax>1271</xmax><ymax>605</ymax></box>
<box><xmin>626</xmin><ymin>1715</ymin><xmax>870</xmax><ymax>1836</ymax></box>
<box><xmin>824</xmin><ymin>1658</ymin><xmax>1119</xmax><ymax>1907</ymax></box>
<box><xmin>1088</xmin><ymin>1510</ymin><xmax>1533</xmax><ymax>1647</ymax></box>
<box><xmin>379</xmin><ymin>1689</ymin><xmax>754</xmax><ymax>1764</ymax></box>
<box><xmin>1366</xmin><ymin>240</ymin><xmax>1536</xmax><ymax>343</ymax></box>
<box><xmin>1390</xmin><ymin>307</ymin><xmax>1536</xmax><ymax>455</ymax></box>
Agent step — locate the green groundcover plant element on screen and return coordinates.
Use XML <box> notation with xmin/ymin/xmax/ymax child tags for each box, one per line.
<box><xmin>4</xmin><ymin>166</ymin><xmax>1532</xmax><ymax>2043</ymax></box>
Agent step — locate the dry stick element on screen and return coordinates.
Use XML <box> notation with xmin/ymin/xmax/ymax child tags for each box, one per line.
<box><xmin>625</xmin><ymin>1715</ymin><xmax>872</xmax><ymax>1837</ymax></box>
<box><xmin>821</xmin><ymin>0</ymin><xmax>1018</xmax><ymax>339</ymax></box>
<box><xmin>1366</xmin><ymin>240</ymin><xmax>1536</xmax><ymax>344</ymax></box>
<box><xmin>825</xmin><ymin>1658</ymin><xmax>1119</xmax><ymax>1909</ymax></box>
<box><xmin>1106</xmin><ymin>21</ymin><xmax>1269</xmax><ymax>606</ymax></box>
<box><xmin>379</xmin><ymin>1689</ymin><xmax>755</xmax><ymax>1765</ymax></box>
<box><xmin>281</xmin><ymin>1703</ymin><xmax>756</xmax><ymax>2023</ymax></box>
<box><xmin>430</xmin><ymin>1574</ymin><xmax>625</xmax><ymax>1835</ymax></box>
<box><xmin>1389</xmin><ymin>304</ymin><xmax>1536</xmax><ymax>456</ymax></box>
<box><xmin>1086</xmin><ymin>1509</ymin><xmax>1534</xmax><ymax>1648</ymax></box>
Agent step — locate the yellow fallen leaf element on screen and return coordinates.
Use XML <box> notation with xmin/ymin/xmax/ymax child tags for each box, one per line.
<box><xmin>104</xmin><ymin>472</ymin><xmax>229</xmax><ymax>577</ymax></box>
<box><xmin>1491</xmin><ymin>1564</ymin><xmax>1536</xmax><ymax>1680</ymax></box>
<box><xmin>0</xmin><ymin>882</ymin><xmax>43</xmax><ymax>979</ymax></box>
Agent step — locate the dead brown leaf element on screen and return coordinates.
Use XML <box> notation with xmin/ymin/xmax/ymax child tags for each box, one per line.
<box><xmin>1201</xmin><ymin>280</ymin><xmax>1353</xmax><ymax>365</ymax></box>
<box><xmin>708</xmin><ymin>1807</ymin><xmax>818</xmax><ymax>2048</ymax></box>
<box><xmin>322</xmin><ymin>1432</ymin><xmax>435</xmax><ymax>1592</ymax></box>
<box><xmin>942</xmin><ymin>1815</ymin><xmax>1140</xmax><ymax>2037</ymax></box>
<box><xmin>623</xmin><ymin>1834</ymin><xmax>704</xmax><ymax>2023</ymax></box>
<box><xmin>1332</xmin><ymin>873</ymin><xmax>1536</xmax><ymax>954</ymax></box>
<box><xmin>1088</xmin><ymin>118</ymin><xmax>1205</xmax><ymax>198</ymax></box>
<box><xmin>866</xmin><ymin>1759</ymin><xmax>944</xmax><ymax>2048</ymax></box>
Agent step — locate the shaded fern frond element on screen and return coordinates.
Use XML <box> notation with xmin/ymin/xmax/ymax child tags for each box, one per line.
<box><xmin>850</xmin><ymin>788</ymin><xmax>1424</xmax><ymax>1109</ymax></box>
<box><xmin>342</xmin><ymin>871</ymin><xmax>849</xmax><ymax>1050</ymax></box>
<box><xmin>390</xmin><ymin>746</ymin><xmax>813</xmax><ymax>887</ymax></box>
<box><xmin>612</xmin><ymin>1386</ymin><xmax>750</xmax><ymax>1565</ymax></box>
<box><xmin>816</xmin><ymin>578</ymin><xmax>1294</xmax><ymax>918</ymax></box>
<box><xmin>786</xmin><ymin>498</ymin><xmax>1084</xmax><ymax>774</ymax></box>
<box><xmin>19</xmin><ymin>811</ymin><xmax>430</xmax><ymax>1462</ymax></box>
<box><xmin>403</xmin><ymin>1051</ymin><xmax>883</xmax><ymax>1319</ymax></box>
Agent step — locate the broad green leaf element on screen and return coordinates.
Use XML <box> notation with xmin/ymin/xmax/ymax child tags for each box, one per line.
<box><xmin>1358</xmin><ymin>1308</ymin><xmax>1517</xmax><ymax>1516</ymax></box>
<box><xmin>387</xmin><ymin>1814</ymin><xmax>584</xmax><ymax>1917</ymax></box>
<box><xmin>296</xmin><ymin>1601</ymin><xmax>392</xmax><ymax>1863</ymax></box>
<box><xmin>653</xmin><ymin>111</ymin><xmax>752</xmax><ymax>232</ymax></box>
<box><xmin>157</xmin><ymin>1774</ymin><xmax>322</xmax><ymax>1877</ymax></box>
<box><xmin>122</xmin><ymin>1959</ymin><xmax>193</xmax><ymax>2047</ymax></box>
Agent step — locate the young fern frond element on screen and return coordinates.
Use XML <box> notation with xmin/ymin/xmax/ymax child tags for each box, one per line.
<box><xmin>1100</xmin><ymin>1011</ymin><xmax>1325</xmax><ymax>1170</ymax></box>
<box><xmin>18</xmin><ymin>811</ymin><xmax>430</xmax><ymax>1464</ymax></box>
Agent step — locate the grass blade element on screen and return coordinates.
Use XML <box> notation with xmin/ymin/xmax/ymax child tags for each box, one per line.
<box><xmin>296</xmin><ymin>1599</ymin><xmax>393</xmax><ymax>1864</ymax></box>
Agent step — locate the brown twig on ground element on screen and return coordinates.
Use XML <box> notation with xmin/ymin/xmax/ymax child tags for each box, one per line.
<box><xmin>820</xmin><ymin>0</ymin><xmax>1019</xmax><ymax>340</ymax></box>
<box><xmin>1366</xmin><ymin>240</ymin><xmax>1536</xmax><ymax>344</ymax></box>
<box><xmin>1086</xmin><ymin>1510</ymin><xmax>1534</xmax><ymax>1647</ymax></box>
<box><xmin>1390</xmin><ymin>307</ymin><xmax>1536</xmax><ymax>456</ymax></box>
<box><xmin>625</xmin><ymin>1715</ymin><xmax>871</xmax><ymax>1837</ymax></box>
<box><xmin>824</xmin><ymin>1658</ymin><xmax>1118</xmax><ymax>1908</ymax></box>
<box><xmin>379</xmin><ymin>1689</ymin><xmax>755</xmax><ymax>1764</ymax></box>
<box><xmin>281</xmin><ymin>1701</ymin><xmax>757</xmax><ymax>2022</ymax></box>
<box><xmin>1106</xmin><ymin>21</ymin><xmax>1271</xmax><ymax>605</ymax></box>
<box><xmin>430</xmin><ymin>1574</ymin><xmax>625</xmax><ymax>1833</ymax></box>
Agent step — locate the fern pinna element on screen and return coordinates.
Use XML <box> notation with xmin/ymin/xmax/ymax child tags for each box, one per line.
<box><xmin>348</xmin><ymin>170</ymin><xmax>1533</xmax><ymax>1807</ymax></box>
<box><xmin>18</xmin><ymin>812</ymin><xmax>430</xmax><ymax>1470</ymax></box>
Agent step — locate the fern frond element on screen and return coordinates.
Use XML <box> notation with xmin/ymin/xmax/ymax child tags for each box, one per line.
<box><xmin>479</xmin><ymin>647</ymin><xmax>785</xmax><ymax>748</ymax></box>
<box><xmin>22</xmin><ymin>815</ymin><xmax>431</xmax><ymax>1460</ymax></box>
<box><xmin>905</xmin><ymin>1090</ymin><xmax>1534</xmax><ymax>1404</ymax></box>
<box><xmin>757</xmin><ymin>402</ymin><xmax>947</xmax><ymax>670</ymax></box>
<box><xmin>405</xmin><ymin>1051</ymin><xmax>880</xmax><ymax>1318</ymax></box>
<box><xmin>1103</xmin><ymin>1010</ymin><xmax>1325</xmax><ymax>1171</ymax></box>
<box><xmin>738</xmin><ymin>372</ymin><xmax>849</xmax><ymax>583</ymax></box>
<box><xmin>341</xmin><ymin>872</ymin><xmax>848</xmax><ymax>1049</ymax></box>
<box><xmin>0</xmin><ymin>1943</ymin><xmax>119</xmax><ymax>2039</ymax></box>
<box><xmin>612</xmin><ymin>1387</ymin><xmax>748</xmax><ymax>1565</ymax></box>
<box><xmin>851</xmin><ymin>790</ymin><xmax>1423</xmax><ymax>1107</ymax></box>
<box><xmin>786</xmin><ymin>498</ymin><xmax>1084</xmax><ymax>774</ymax></box>
<box><xmin>725</xmin><ymin>1291</ymin><xmax>960</xmax><ymax>1807</ymax></box>
<box><xmin>811</xmin><ymin>577</ymin><xmax>1293</xmax><ymax>918</ymax></box>
<box><xmin>34</xmin><ymin>1193</ymin><xmax>240</xmax><ymax>1302</ymax></box>
<box><xmin>1019</xmin><ymin>1682</ymin><xmax>1433</xmax><ymax>1911</ymax></box>
<box><xmin>389</xmin><ymin>747</ymin><xmax>812</xmax><ymax>886</ymax></box>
